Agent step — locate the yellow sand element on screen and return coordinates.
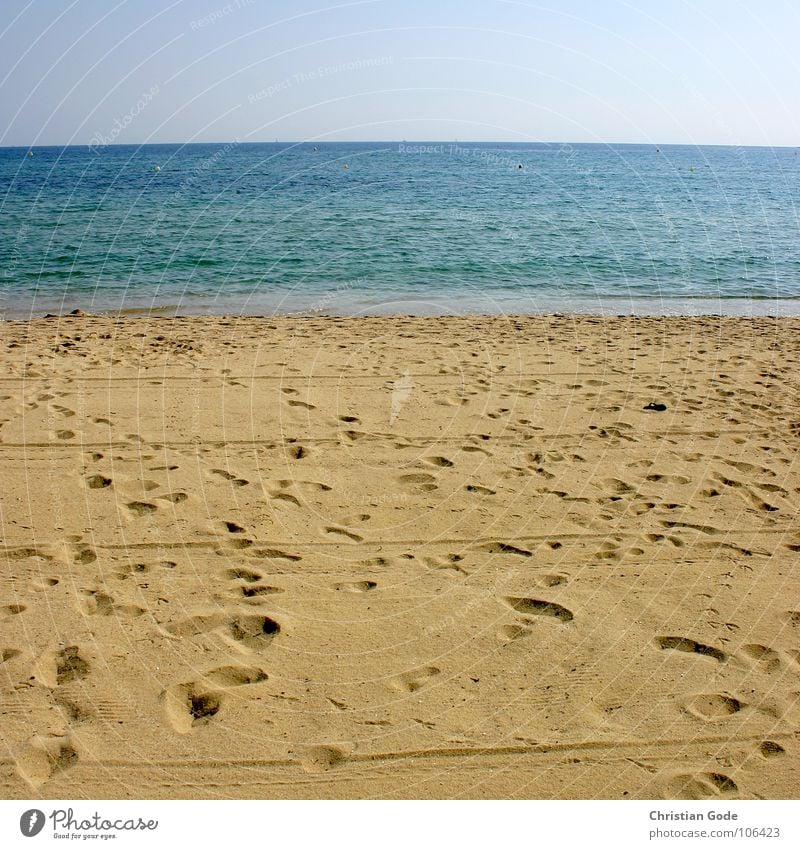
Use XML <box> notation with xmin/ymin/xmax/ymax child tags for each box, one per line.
<box><xmin>1</xmin><ymin>313</ymin><xmax>799</xmax><ymax>799</ymax></box>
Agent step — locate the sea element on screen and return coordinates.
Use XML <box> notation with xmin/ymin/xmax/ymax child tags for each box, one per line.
<box><xmin>1</xmin><ymin>141</ymin><xmax>799</xmax><ymax>318</ymax></box>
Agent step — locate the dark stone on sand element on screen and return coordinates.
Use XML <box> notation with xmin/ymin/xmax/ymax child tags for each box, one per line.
<box><xmin>644</xmin><ymin>402</ymin><xmax>667</xmax><ymax>412</ymax></box>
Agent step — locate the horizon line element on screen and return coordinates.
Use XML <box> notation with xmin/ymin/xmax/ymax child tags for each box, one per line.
<box><xmin>2</xmin><ymin>140</ymin><xmax>799</xmax><ymax>151</ymax></box>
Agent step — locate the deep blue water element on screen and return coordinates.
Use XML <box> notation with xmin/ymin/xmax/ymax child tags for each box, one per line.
<box><xmin>1</xmin><ymin>142</ymin><xmax>799</xmax><ymax>316</ymax></box>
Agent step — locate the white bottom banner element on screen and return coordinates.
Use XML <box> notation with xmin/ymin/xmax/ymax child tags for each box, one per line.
<box><xmin>0</xmin><ymin>800</ymin><xmax>796</xmax><ymax>848</ymax></box>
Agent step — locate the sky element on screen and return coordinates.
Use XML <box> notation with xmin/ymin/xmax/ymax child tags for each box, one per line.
<box><xmin>1</xmin><ymin>0</ymin><xmax>798</xmax><ymax>147</ymax></box>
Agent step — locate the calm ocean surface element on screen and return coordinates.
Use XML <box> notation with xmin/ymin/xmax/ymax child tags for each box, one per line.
<box><xmin>1</xmin><ymin>142</ymin><xmax>799</xmax><ymax>317</ymax></box>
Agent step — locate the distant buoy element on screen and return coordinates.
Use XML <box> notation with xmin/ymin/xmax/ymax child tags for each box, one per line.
<box><xmin>517</xmin><ymin>164</ymin><xmax>523</xmax><ymax>170</ymax></box>
<box><xmin>313</xmin><ymin>146</ymin><xmax>319</xmax><ymax>152</ymax></box>
<box><xmin>27</xmin><ymin>150</ymin><xmax>33</xmax><ymax>157</ymax></box>
<box><xmin>342</xmin><ymin>163</ymin><xmax>349</xmax><ymax>170</ymax></box>
<box><xmin>154</xmin><ymin>165</ymin><xmax>161</xmax><ymax>172</ymax></box>
<box><xmin>688</xmin><ymin>166</ymin><xmax>695</xmax><ymax>173</ymax></box>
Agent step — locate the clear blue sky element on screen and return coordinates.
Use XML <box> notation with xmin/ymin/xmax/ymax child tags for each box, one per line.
<box><xmin>1</xmin><ymin>0</ymin><xmax>798</xmax><ymax>146</ymax></box>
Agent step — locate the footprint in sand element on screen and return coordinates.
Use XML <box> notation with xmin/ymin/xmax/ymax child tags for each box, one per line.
<box><xmin>502</xmin><ymin>597</ymin><xmax>574</xmax><ymax>622</ymax></box>
<box><xmin>2</xmin><ymin>648</ymin><xmax>23</xmax><ymax>663</ymax></box>
<box><xmin>683</xmin><ymin>693</ymin><xmax>744</xmax><ymax>721</ymax></box>
<box><xmin>79</xmin><ymin>590</ymin><xmax>145</xmax><ymax>618</ymax></box>
<box><xmin>165</xmin><ymin>613</ymin><xmax>226</xmax><ymax>637</ymax></box>
<box><xmin>157</xmin><ymin>491</ymin><xmax>188</xmax><ymax>504</ymax></box>
<box><xmin>299</xmin><ymin>745</ymin><xmax>349</xmax><ymax>773</ymax></box>
<box><xmin>162</xmin><ymin>687</ymin><xmax>218</xmax><ymax>733</ymax></box>
<box><xmin>661</xmin><ymin>772</ymin><xmax>738</xmax><ymax>800</ymax></box>
<box><xmin>332</xmin><ymin>580</ymin><xmax>377</xmax><ymax>593</ymax></box>
<box><xmin>53</xmin><ymin>694</ymin><xmax>95</xmax><ymax>725</ymax></box>
<box><xmin>251</xmin><ymin>547</ymin><xmax>302</xmax><ymax>562</ymax></box>
<box><xmin>225</xmin><ymin>569</ymin><xmax>284</xmax><ymax>598</ymax></box>
<box><xmin>424</xmin><ymin>456</ymin><xmax>454</xmax><ymax>468</ymax></box>
<box><xmin>341</xmin><ymin>429</ymin><xmax>367</xmax><ymax>442</ymax></box>
<box><xmin>741</xmin><ymin>644</ymin><xmax>783</xmax><ymax>674</ymax></box>
<box><xmin>203</xmin><ymin>665</ymin><xmax>269</xmax><ymax>687</ymax></box>
<box><xmin>166</xmin><ymin>612</ymin><xmax>281</xmax><ymax>652</ymax></box>
<box><xmin>126</xmin><ymin>501</ymin><xmax>158</xmax><ymax>516</ymax></box>
<box><xmin>29</xmin><ymin>645</ymin><xmax>90</xmax><ymax>688</ymax></box>
<box><xmin>86</xmin><ymin>474</ymin><xmax>112</xmax><ymax>489</ymax></box>
<box><xmin>399</xmin><ymin>472</ymin><xmax>438</xmax><ymax>487</ymax></box>
<box><xmin>389</xmin><ymin>666</ymin><xmax>441</xmax><ymax>693</ymax></box>
<box><xmin>15</xmin><ymin>733</ymin><xmax>79</xmax><ymax>788</ymax></box>
<box><xmin>227</xmin><ymin>614</ymin><xmax>281</xmax><ymax>651</ymax></box>
<box><xmin>226</xmin><ymin>567</ymin><xmax>263</xmax><ymax>583</ymax></box>
<box><xmin>536</xmin><ymin>573</ymin><xmax>569</xmax><ymax>588</ymax></box>
<box><xmin>498</xmin><ymin>622</ymin><xmax>534</xmax><ymax>642</ymax></box>
<box><xmin>465</xmin><ymin>484</ymin><xmax>496</xmax><ymax>495</ymax></box>
<box><xmin>73</xmin><ymin>547</ymin><xmax>97</xmax><ymax>565</ymax></box>
<box><xmin>228</xmin><ymin>615</ymin><xmax>281</xmax><ymax>651</ymax></box>
<box><xmin>422</xmin><ymin>554</ymin><xmax>466</xmax><ymax>574</ymax></box>
<box><xmin>210</xmin><ymin>469</ymin><xmax>249</xmax><ymax>486</ymax></box>
<box><xmin>656</xmin><ymin>636</ymin><xmax>726</xmax><ymax>663</ymax></box>
<box><xmin>758</xmin><ymin>741</ymin><xmax>785</xmax><ymax>759</ymax></box>
<box><xmin>239</xmin><ymin>584</ymin><xmax>284</xmax><ymax>599</ymax></box>
<box><xmin>478</xmin><ymin>542</ymin><xmax>532</xmax><ymax>558</ymax></box>
<box><xmin>324</xmin><ymin>526</ymin><xmax>364</xmax><ymax>543</ymax></box>
<box><xmin>162</xmin><ymin>665</ymin><xmax>268</xmax><ymax>733</ymax></box>
<box><xmin>270</xmin><ymin>491</ymin><xmax>301</xmax><ymax>507</ymax></box>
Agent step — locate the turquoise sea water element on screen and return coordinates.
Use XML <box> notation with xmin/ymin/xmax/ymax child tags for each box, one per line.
<box><xmin>1</xmin><ymin>142</ymin><xmax>799</xmax><ymax>317</ymax></box>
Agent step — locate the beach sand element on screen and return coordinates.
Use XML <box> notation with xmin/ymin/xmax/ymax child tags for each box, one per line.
<box><xmin>1</xmin><ymin>313</ymin><xmax>799</xmax><ymax>799</ymax></box>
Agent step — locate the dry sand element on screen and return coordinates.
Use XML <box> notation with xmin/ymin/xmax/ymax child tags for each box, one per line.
<box><xmin>1</xmin><ymin>313</ymin><xmax>799</xmax><ymax>799</ymax></box>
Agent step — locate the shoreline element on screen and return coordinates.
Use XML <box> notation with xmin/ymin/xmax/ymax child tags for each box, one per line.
<box><xmin>4</xmin><ymin>292</ymin><xmax>800</xmax><ymax>323</ymax></box>
<box><xmin>4</xmin><ymin>299</ymin><xmax>800</xmax><ymax>322</ymax></box>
